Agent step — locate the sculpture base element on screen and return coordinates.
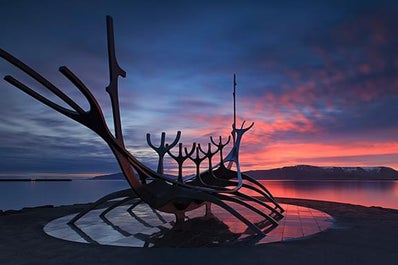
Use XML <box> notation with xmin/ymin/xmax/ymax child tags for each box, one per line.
<box><xmin>44</xmin><ymin>200</ymin><xmax>333</xmax><ymax>247</ymax></box>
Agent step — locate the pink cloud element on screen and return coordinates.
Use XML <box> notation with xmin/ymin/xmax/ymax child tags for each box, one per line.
<box><xmin>239</xmin><ymin>140</ymin><xmax>398</xmax><ymax>170</ymax></box>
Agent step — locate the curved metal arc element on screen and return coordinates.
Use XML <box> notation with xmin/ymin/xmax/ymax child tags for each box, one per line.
<box><xmin>59</xmin><ymin>67</ymin><xmax>100</xmax><ymax>112</ymax></box>
<box><xmin>210</xmin><ymin>135</ymin><xmax>231</xmax><ymax>148</ymax></box>
<box><xmin>59</xmin><ymin>66</ymin><xmax>119</xmax><ymax>140</ymax></box>
<box><xmin>100</xmin><ymin>214</ymin><xmax>132</xmax><ymax>237</ymax></box>
<box><xmin>233</xmin><ymin>190</ymin><xmax>283</xmax><ymax>218</ymax></box>
<box><xmin>198</xmin><ymin>142</ymin><xmax>218</xmax><ymax>157</ymax></box>
<box><xmin>240</xmin><ymin>172</ymin><xmax>283</xmax><ymax>211</ymax></box>
<box><xmin>213</xmin><ymin>167</ymin><xmax>278</xmax><ymax>202</ymax></box>
<box><xmin>99</xmin><ymin>196</ymin><xmax>134</xmax><ymax>218</ymax></box>
<box><xmin>3</xmin><ymin>75</ymin><xmax>79</xmax><ymax>119</ymax></box>
<box><xmin>178</xmin><ymin>191</ymin><xmax>265</xmax><ymax>236</ymax></box>
<box><xmin>212</xmin><ymin>166</ymin><xmax>284</xmax><ymax>212</ymax></box>
<box><xmin>240</xmin><ymin>183</ymin><xmax>282</xmax><ymax>212</ymax></box>
<box><xmin>168</xmin><ymin>131</ymin><xmax>182</xmax><ymax>149</ymax></box>
<box><xmin>194</xmin><ymin>159</ymin><xmax>284</xmax><ymax>204</ymax></box>
<box><xmin>197</xmin><ymin>171</ymin><xmax>278</xmax><ymax>208</ymax></box>
<box><xmin>68</xmin><ymin>223</ymin><xmax>99</xmax><ymax>245</ymax></box>
<box><xmin>183</xmin><ymin>143</ymin><xmax>196</xmax><ymax>158</ymax></box>
<box><xmin>215</xmin><ymin>193</ymin><xmax>278</xmax><ymax>226</ymax></box>
<box><xmin>0</xmin><ymin>49</ymin><xmax>85</xmax><ymax>114</ymax></box>
<box><xmin>68</xmin><ymin>188</ymin><xmax>135</xmax><ymax>224</ymax></box>
<box><xmin>146</xmin><ymin>133</ymin><xmax>157</xmax><ymax>150</ymax></box>
<box><xmin>232</xmin><ymin>120</ymin><xmax>254</xmax><ymax>132</ymax></box>
<box><xmin>0</xmin><ymin>50</ymin><xmax>113</xmax><ymax>140</ymax></box>
<box><xmin>190</xmin><ymin>166</ymin><xmax>248</xmax><ymax>194</ymax></box>
<box><xmin>209</xmin><ymin>166</ymin><xmax>283</xmax><ymax>212</ymax></box>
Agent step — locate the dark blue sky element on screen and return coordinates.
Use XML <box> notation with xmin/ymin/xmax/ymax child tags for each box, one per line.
<box><xmin>0</xmin><ymin>0</ymin><xmax>397</xmax><ymax>177</ymax></box>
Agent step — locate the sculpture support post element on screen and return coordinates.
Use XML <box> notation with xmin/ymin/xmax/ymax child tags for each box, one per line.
<box><xmin>233</xmin><ymin>73</ymin><xmax>237</xmax><ymax>143</ymax></box>
<box><xmin>105</xmin><ymin>16</ymin><xmax>126</xmax><ymax>147</ymax></box>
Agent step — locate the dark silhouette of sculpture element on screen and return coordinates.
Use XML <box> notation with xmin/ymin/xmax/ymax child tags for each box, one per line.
<box><xmin>0</xmin><ymin>16</ymin><xmax>284</xmax><ymax>238</ymax></box>
<box><xmin>167</xmin><ymin>142</ymin><xmax>196</xmax><ymax>182</ymax></box>
<box><xmin>147</xmin><ymin>131</ymin><xmax>181</xmax><ymax>174</ymax></box>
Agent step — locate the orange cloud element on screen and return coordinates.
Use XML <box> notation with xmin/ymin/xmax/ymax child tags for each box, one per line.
<box><xmin>239</xmin><ymin>140</ymin><xmax>398</xmax><ymax>170</ymax></box>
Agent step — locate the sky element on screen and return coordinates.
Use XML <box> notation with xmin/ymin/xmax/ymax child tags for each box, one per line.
<box><xmin>0</xmin><ymin>0</ymin><xmax>397</xmax><ymax>178</ymax></box>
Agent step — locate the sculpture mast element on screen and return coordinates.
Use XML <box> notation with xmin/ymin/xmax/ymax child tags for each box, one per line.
<box><xmin>105</xmin><ymin>16</ymin><xmax>126</xmax><ymax>147</ymax></box>
<box><xmin>233</xmin><ymin>73</ymin><xmax>237</xmax><ymax>144</ymax></box>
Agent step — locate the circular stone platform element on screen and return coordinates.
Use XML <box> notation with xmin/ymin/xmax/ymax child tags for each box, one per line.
<box><xmin>44</xmin><ymin>201</ymin><xmax>333</xmax><ymax>247</ymax></box>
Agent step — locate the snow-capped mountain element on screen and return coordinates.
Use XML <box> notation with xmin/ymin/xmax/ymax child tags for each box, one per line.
<box><xmin>94</xmin><ymin>165</ymin><xmax>398</xmax><ymax>180</ymax></box>
<box><xmin>245</xmin><ymin>165</ymin><xmax>398</xmax><ymax>180</ymax></box>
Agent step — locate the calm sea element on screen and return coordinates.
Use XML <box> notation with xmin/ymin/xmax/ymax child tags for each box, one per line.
<box><xmin>0</xmin><ymin>179</ymin><xmax>397</xmax><ymax>211</ymax></box>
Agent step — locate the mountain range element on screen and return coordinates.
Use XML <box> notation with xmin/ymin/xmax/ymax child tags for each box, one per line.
<box><xmin>245</xmin><ymin>165</ymin><xmax>398</xmax><ymax>180</ymax></box>
<box><xmin>93</xmin><ymin>165</ymin><xmax>398</xmax><ymax>180</ymax></box>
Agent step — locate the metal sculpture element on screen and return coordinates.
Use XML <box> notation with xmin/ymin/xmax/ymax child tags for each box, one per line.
<box><xmin>147</xmin><ymin>131</ymin><xmax>181</xmax><ymax>174</ymax></box>
<box><xmin>167</xmin><ymin>142</ymin><xmax>196</xmax><ymax>182</ymax></box>
<box><xmin>0</xmin><ymin>16</ymin><xmax>284</xmax><ymax>238</ymax></box>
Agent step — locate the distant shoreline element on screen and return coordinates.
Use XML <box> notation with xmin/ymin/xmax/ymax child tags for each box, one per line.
<box><xmin>0</xmin><ymin>179</ymin><xmax>72</xmax><ymax>182</ymax></box>
<box><xmin>90</xmin><ymin>176</ymin><xmax>398</xmax><ymax>181</ymax></box>
<box><xmin>247</xmin><ymin>175</ymin><xmax>398</xmax><ymax>181</ymax></box>
<box><xmin>2</xmin><ymin>164</ymin><xmax>397</xmax><ymax>182</ymax></box>
<box><xmin>1</xmin><ymin>177</ymin><xmax>397</xmax><ymax>182</ymax></box>
<box><xmin>91</xmin><ymin>165</ymin><xmax>398</xmax><ymax>181</ymax></box>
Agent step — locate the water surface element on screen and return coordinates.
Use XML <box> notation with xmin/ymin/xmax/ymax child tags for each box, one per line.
<box><xmin>258</xmin><ymin>180</ymin><xmax>398</xmax><ymax>209</ymax></box>
<box><xmin>1</xmin><ymin>179</ymin><xmax>397</xmax><ymax>211</ymax></box>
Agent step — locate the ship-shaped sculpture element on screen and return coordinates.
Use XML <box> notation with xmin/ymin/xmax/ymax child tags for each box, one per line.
<box><xmin>0</xmin><ymin>16</ymin><xmax>284</xmax><ymax>241</ymax></box>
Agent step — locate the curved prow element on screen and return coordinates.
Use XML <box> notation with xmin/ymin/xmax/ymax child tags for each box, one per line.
<box><xmin>224</xmin><ymin>120</ymin><xmax>254</xmax><ymax>165</ymax></box>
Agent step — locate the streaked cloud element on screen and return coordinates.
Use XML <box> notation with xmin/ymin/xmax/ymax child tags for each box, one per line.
<box><xmin>0</xmin><ymin>0</ymin><xmax>397</xmax><ymax>177</ymax></box>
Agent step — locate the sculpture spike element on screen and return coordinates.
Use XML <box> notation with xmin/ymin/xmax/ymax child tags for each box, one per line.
<box><xmin>146</xmin><ymin>131</ymin><xmax>181</xmax><ymax>174</ymax></box>
<box><xmin>233</xmin><ymin>73</ymin><xmax>237</xmax><ymax>133</ymax></box>
<box><xmin>105</xmin><ymin>16</ymin><xmax>126</xmax><ymax>146</ymax></box>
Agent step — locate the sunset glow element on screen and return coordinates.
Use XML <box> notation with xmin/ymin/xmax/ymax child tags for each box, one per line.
<box><xmin>0</xmin><ymin>1</ymin><xmax>397</xmax><ymax>177</ymax></box>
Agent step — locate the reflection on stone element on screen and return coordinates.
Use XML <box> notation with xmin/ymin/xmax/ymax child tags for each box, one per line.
<box><xmin>139</xmin><ymin>216</ymin><xmax>241</xmax><ymax>247</ymax></box>
<box><xmin>44</xmin><ymin>202</ymin><xmax>333</xmax><ymax>247</ymax></box>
